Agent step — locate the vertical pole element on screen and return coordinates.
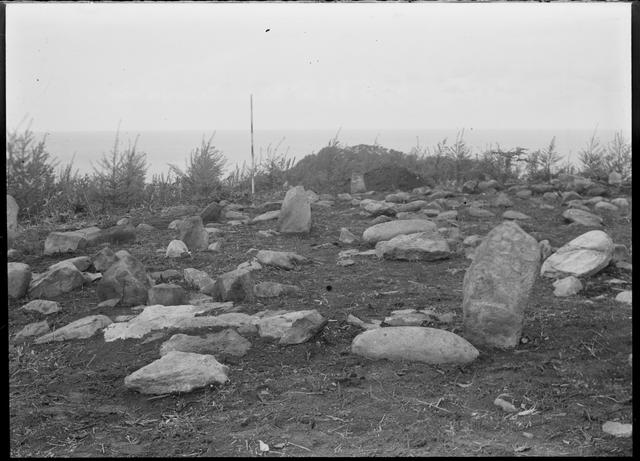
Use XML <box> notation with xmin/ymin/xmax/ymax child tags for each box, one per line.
<box><xmin>250</xmin><ymin>94</ymin><xmax>255</xmax><ymax>196</ymax></box>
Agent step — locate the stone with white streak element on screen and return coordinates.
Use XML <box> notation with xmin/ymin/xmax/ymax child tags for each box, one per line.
<box><xmin>541</xmin><ymin>230</ymin><xmax>613</xmax><ymax>278</ymax></box>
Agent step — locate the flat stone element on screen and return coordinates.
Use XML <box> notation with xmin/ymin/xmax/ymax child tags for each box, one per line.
<box><xmin>35</xmin><ymin>315</ymin><xmax>112</xmax><ymax>344</ymax></box>
<box><xmin>602</xmin><ymin>421</ymin><xmax>632</xmax><ymax>438</ymax></box>
<box><xmin>251</xmin><ymin>210</ymin><xmax>280</xmax><ymax>223</ymax></box>
<box><xmin>256</xmin><ymin>250</ymin><xmax>308</xmax><ymax>270</ymax></box>
<box><xmin>96</xmin><ymin>251</ymin><xmax>150</xmax><ymax>306</ymax></box>
<box><xmin>339</xmin><ymin>228</ymin><xmax>358</xmax><ymax>244</ymax></box>
<box><xmin>541</xmin><ymin>230</ymin><xmax>613</xmax><ymax>278</ymax></box>
<box><xmin>502</xmin><ymin>210</ymin><xmax>531</xmax><ymax>220</ymax></box>
<box><xmin>14</xmin><ymin>321</ymin><xmax>50</xmax><ymax>342</ymax></box>
<box><xmin>562</xmin><ymin>208</ymin><xmax>603</xmax><ymax>227</ymax></box>
<box><xmin>552</xmin><ymin>276</ymin><xmax>583</xmax><ymax>297</ymax></box>
<box><xmin>594</xmin><ymin>201</ymin><xmax>619</xmax><ymax>213</ymax></box>
<box><xmin>279</xmin><ymin>310</ymin><xmax>328</xmax><ymax>345</ymax></box>
<box><xmin>124</xmin><ymin>351</ymin><xmax>229</xmax><ymax>395</ymax></box>
<box><xmin>362</xmin><ymin>219</ymin><xmax>437</xmax><ymax>244</ymax></box>
<box><xmin>467</xmin><ymin>207</ymin><xmax>495</xmax><ymax>218</ymax></box>
<box><xmin>165</xmin><ymin>239</ymin><xmax>190</xmax><ymax>258</ymax></box>
<box><xmin>29</xmin><ymin>265</ymin><xmax>85</xmax><ymax>299</ymax></box>
<box><xmin>48</xmin><ymin>256</ymin><xmax>92</xmax><ymax>272</ymax></box>
<box><xmin>375</xmin><ymin>232</ymin><xmax>451</xmax><ymax>261</ymax></box>
<box><xmin>209</xmin><ymin>268</ymin><xmax>254</xmax><ymax>302</ymax></box>
<box><xmin>396</xmin><ymin>200</ymin><xmax>429</xmax><ymax>212</ymax></box>
<box><xmin>97</xmin><ymin>298</ymin><xmax>120</xmax><ymax>308</ymax></box>
<box><xmin>351</xmin><ymin>327</ymin><xmax>479</xmax><ymax>364</ymax></box>
<box><xmin>436</xmin><ymin>210</ymin><xmax>458</xmax><ymax>221</ymax></box>
<box><xmin>254</xmin><ymin>281</ymin><xmax>301</xmax><ymax>298</ymax></box>
<box><xmin>43</xmin><ymin>231</ymin><xmax>88</xmax><ymax>255</ymax></box>
<box><xmin>255</xmin><ymin>310</ymin><xmax>319</xmax><ymax>340</ymax></box>
<box><xmin>615</xmin><ymin>291</ymin><xmax>632</xmax><ymax>305</ymax></box>
<box><xmin>22</xmin><ymin>299</ymin><xmax>61</xmax><ymax>315</ymax></box>
<box><xmin>160</xmin><ymin>330</ymin><xmax>251</xmax><ymax>358</ymax></box>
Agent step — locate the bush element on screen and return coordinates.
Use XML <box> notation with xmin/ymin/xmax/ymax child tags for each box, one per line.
<box><xmin>604</xmin><ymin>132</ymin><xmax>631</xmax><ymax>180</ymax></box>
<box><xmin>578</xmin><ymin>132</ymin><xmax>607</xmax><ymax>181</ymax></box>
<box><xmin>6</xmin><ymin>126</ymin><xmax>58</xmax><ymax>221</ymax></box>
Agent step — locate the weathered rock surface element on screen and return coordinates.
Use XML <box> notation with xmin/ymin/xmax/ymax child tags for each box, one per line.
<box><xmin>96</xmin><ymin>251</ymin><xmax>151</xmax><ymax>306</ymax></box>
<box><xmin>615</xmin><ymin>290</ymin><xmax>632</xmax><ymax>305</ymax></box>
<box><xmin>397</xmin><ymin>200</ymin><xmax>429</xmax><ymax>213</ymax></box>
<box><xmin>502</xmin><ymin>210</ymin><xmax>531</xmax><ymax>220</ymax></box>
<box><xmin>375</xmin><ymin>232</ymin><xmax>451</xmax><ymax>261</ymax></box>
<box><xmin>594</xmin><ymin>201</ymin><xmax>619</xmax><ymax>213</ymax></box>
<box><xmin>7</xmin><ymin>194</ymin><xmax>19</xmax><ymax>243</ymax></box>
<box><xmin>255</xmin><ymin>310</ymin><xmax>324</xmax><ymax>342</ymax></box>
<box><xmin>493</xmin><ymin>193</ymin><xmax>514</xmax><ymax>208</ymax></box>
<box><xmin>279</xmin><ymin>310</ymin><xmax>328</xmax><ymax>345</ymax></box>
<box><xmin>93</xmin><ymin>225</ymin><xmax>136</xmax><ymax>246</ymax></box>
<box><xmin>160</xmin><ymin>330</ymin><xmax>251</xmax><ymax>358</ymax></box>
<box><xmin>44</xmin><ymin>231</ymin><xmax>88</xmax><ymax>255</ymax></box>
<box><xmin>251</xmin><ymin>210</ymin><xmax>280</xmax><ymax>223</ymax></box>
<box><xmin>552</xmin><ymin>276</ymin><xmax>583</xmax><ymax>297</ymax></box>
<box><xmin>165</xmin><ymin>239</ymin><xmax>190</xmax><ymax>258</ymax></box>
<box><xmin>92</xmin><ymin>247</ymin><xmax>118</xmax><ymax>273</ymax></box>
<box><xmin>178</xmin><ymin>216</ymin><xmax>209</xmax><ymax>251</ymax></box>
<box><xmin>29</xmin><ymin>265</ymin><xmax>85</xmax><ymax>299</ymax></box>
<box><xmin>361</xmin><ymin>200</ymin><xmax>397</xmax><ymax>217</ymax></box>
<box><xmin>562</xmin><ymin>208</ymin><xmax>603</xmax><ymax>227</ymax></box>
<box><xmin>256</xmin><ymin>250</ymin><xmax>309</xmax><ymax>270</ymax></box>
<box><xmin>385</xmin><ymin>192</ymin><xmax>411</xmax><ymax>203</ymax></box>
<box><xmin>350</xmin><ymin>172</ymin><xmax>367</xmax><ymax>194</ymax></box>
<box><xmin>362</xmin><ymin>219</ymin><xmax>437</xmax><ymax>244</ymax></box>
<box><xmin>339</xmin><ymin>227</ymin><xmax>359</xmax><ymax>244</ymax></box>
<box><xmin>148</xmin><ymin>283</ymin><xmax>186</xmax><ymax>306</ymax></box>
<box><xmin>35</xmin><ymin>315</ymin><xmax>112</xmax><ymax>344</ymax></box>
<box><xmin>22</xmin><ymin>299</ymin><xmax>61</xmax><ymax>315</ymax></box>
<box><xmin>278</xmin><ymin>186</ymin><xmax>311</xmax><ymax>233</ymax></box>
<box><xmin>15</xmin><ymin>320</ymin><xmax>50</xmax><ymax>342</ymax></box>
<box><xmin>124</xmin><ymin>351</ymin><xmax>229</xmax><ymax>395</ymax></box>
<box><xmin>8</xmin><ymin>262</ymin><xmax>31</xmax><ymax>299</ymax></box>
<box><xmin>200</xmin><ymin>201</ymin><xmax>223</xmax><ymax>223</ymax></box>
<box><xmin>183</xmin><ymin>268</ymin><xmax>215</xmax><ymax>291</ymax></box>
<box><xmin>540</xmin><ymin>230</ymin><xmax>614</xmax><ymax>278</ymax></box>
<box><xmin>463</xmin><ymin>221</ymin><xmax>540</xmax><ymax>348</ymax></box>
<box><xmin>602</xmin><ymin>421</ymin><xmax>632</xmax><ymax>438</ymax></box>
<box><xmin>49</xmin><ymin>256</ymin><xmax>92</xmax><ymax>273</ymax></box>
<box><xmin>351</xmin><ymin>327</ymin><xmax>479</xmax><ymax>364</ymax></box>
<box><xmin>254</xmin><ymin>281</ymin><xmax>301</xmax><ymax>298</ymax></box>
<box><xmin>210</xmin><ymin>268</ymin><xmax>254</xmax><ymax>302</ymax></box>
<box><xmin>467</xmin><ymin>207</ymin><xmax>495</xmax><ymax>218</ymax></box>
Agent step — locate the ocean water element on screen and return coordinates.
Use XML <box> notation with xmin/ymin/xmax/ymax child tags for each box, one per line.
<box><xmin>34</xmin><ymin>128</ymin><xmax>628</xmax><ymax>180</ymax></box>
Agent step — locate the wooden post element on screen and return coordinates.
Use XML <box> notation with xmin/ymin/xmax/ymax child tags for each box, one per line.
<box><xmin>250</xmin><ymin>94</ymin><xmax>255</xmax><ymax>196</ymax></box>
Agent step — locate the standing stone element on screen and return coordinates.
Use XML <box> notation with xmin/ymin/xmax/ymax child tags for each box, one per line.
<box><xmin>200</xmin><ymin>201</ymin><xmax>223</xmax><ymax>223</ymax></box>
<box><xmin>8</xmin><ymin>262</ymin><xmax>31</xmax><ymax>299</ymax></box>
<box><xmin>178</xmin><ymin>216</ymin><xmax>209</xmax><ymax>251</ymax></box>
<box><xmin>540</xmin><ymin>230</ymin><xmax>614</xmax><ymax>278</ymax></box>
<box><xmin>124</xmin><ymin>351</ymin><xmax>229</xmax><ymax>395</ymax></box>
<box><xmin>350</xmin><ymin>172</ymin><xmax>366</xmax><ymax>194</ymax></box>
<box><xmin>463</xmin><ymin>221</ymin><xmax>540</xmax><ymax>348</ymax></box>
<box><xmin>7</xmin><ymin>194</ymin><xmax>19</xmax><ymax>244</ymax></box>
<box><xmin>278</xmin><ymin>186</ymin><xmax>311</xmax><ymax>233</ymax></box>
<box><xmin>96</xmin><ymin>251</ymin><xmax>151</xmax><ymax>306</ymax></box>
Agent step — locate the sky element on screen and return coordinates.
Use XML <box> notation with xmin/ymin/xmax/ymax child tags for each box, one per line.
<box><xmin>6</xmin><ymin>2</ymin><xmax>632</xmax><ymax>133</ymax></box>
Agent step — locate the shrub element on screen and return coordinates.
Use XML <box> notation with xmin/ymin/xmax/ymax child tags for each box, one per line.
<box><xmin>604</xmin><ymin>131</ymin><xmax>631</xmax><ymax>180</ymax></box>
<box><xmin>578</xmin><ymin>132</ymin><xmax>607</xmax><ymax>181</ymax></box>
<box><xmin>477</xmin><ymin>145</ymin><xmax>527</xmax><ymax>184</ymax></box>
<box><xmin>538</xmin><ymin>137</ymin><xmax>562</xmax><ymax>182</ymax></box>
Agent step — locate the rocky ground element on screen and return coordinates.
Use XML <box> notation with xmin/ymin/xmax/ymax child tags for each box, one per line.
<box><xmin>8</xmin><ymin>181</ymin><xmax>633</xmax><ymax>457</ymax></box>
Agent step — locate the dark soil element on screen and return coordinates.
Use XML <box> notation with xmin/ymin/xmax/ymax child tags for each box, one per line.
<box><xmin>8</xmin><ymin>189</ymin><xmax>633</xmax><ymax>457</ymax></box>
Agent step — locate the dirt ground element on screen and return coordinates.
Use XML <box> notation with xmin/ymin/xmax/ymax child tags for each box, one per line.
<box><xmin>8</xmin><ymin>189</ymin><xmax>633</xmax><ymax>457</ymax></box>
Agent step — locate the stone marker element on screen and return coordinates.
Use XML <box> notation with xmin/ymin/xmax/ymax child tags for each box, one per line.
<box><xmin>351</xmin><ymin>327</ymin><xmax>479</xmax><ymax>364</ymax></box>
<box><xmin>124</xmin><ymin>351</ymin><xmax>229</xmax><ymax>395</ymax></box>
<box><xmin>462</xmin><ymin>221</ymin><xmax>540</xmax><ymax>348</ymax></box>
<box><xmin>178</xmin><ymin>216</ymin><xmax>209</xmax><ymax>251</ymax></box>
<box><xmin>8</xmin><ymin>262</ymin><xmax>31</xmax><ymax>299</ymax></box>
<box><xmin>35</xmin><ymin>315</ymin><xmax>112</xmax><ymax>344</ymax></box>
<box><xmin>278</xmin><ymin>186</ymin><xmax>312</xmax><ymax>233</ymax></box>
<box><xmin>540</xmin><ymin>230</ymin><xmax>613</xmax><ymax>278</ymax></box>
<box><xmin>350</xmin><ymin>172</ymin><xmax>366</xmax><ymax>194</ymax></box>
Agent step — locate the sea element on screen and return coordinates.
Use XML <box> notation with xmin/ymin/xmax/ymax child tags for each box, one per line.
<box><xmin>34</xmin><ymin>128</ymin><xmax>629</xmax><ymax>180</ymax></box>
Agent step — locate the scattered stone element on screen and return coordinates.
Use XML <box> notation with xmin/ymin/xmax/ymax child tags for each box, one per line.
<box><xmin>200</xmin><ymin>201</ymin><xmax>223</xmax><ymax>223</ymax></box>
<box><xmin>385</xmin><ymin>192</ymin><xmax>411</xmax><ymax>203</ymax></box>
<box><xmin>178</xmin><ymin>216</ymin><xmax>209</xmax><ymax>251</ymax></box>
<box><xmin>337</xmin><ymin>193</ymin><xmax>352</xmax><ymax>201</ymax></box>
<box><xmin>463</xmin><ymin>221</ymin><xmax>540</xmax><ymax>348</ymax></box>
<box><xmin>29</xmin><ymin>265</ymin><xmax>85</xmax><ymax>299</ymax></box>
<box><xmin>124</xmin><ymin>351</ymin><xmax>229</xmax><ymax>395</ymax></box>
<box><xmin>278</xmin><ymin>185</ymin><xmax>312</xmax><ymax>233</ymax></box>
<box><xmin>136</xmin><ymin>223</ymin><xmax>156</xmax><ymax>232</ymax></box>
<box><xmin>207</xmin><ymin>241</ymin><xmax>222</xmax><ymax>252</ymax></box>
<box><xmin>258</xmin><ymin>229</ymin><xmax>279</xmax><ymax>238</ymax></box>
<box><xmin>516</xmin><ymin>190</ymin><xmax>532</xmax><ymax>199</ymax></box>
<box><xmin>7</xmin><ymin>248</ymin><xmax>23</xmax><ymax>261</ymax></box>
<box><xmin>436</xmin><ymin>210</ymin><xmax>458</xmax><ymax>221</ymax></box>
<box><xmin>502</xmin><ymin>210</ymin><xmax>531</xmax><ymax>220</ymax></box>
<box><xmin>160</xmin><ymin>330</ymin><xmax>251</xmax><ymax>358</ymax></box>
<box><xmin>371</xmin><ymin>215</ymin><xmax>394</xmax><ymax>224</ymax></box>
<box><xmin>347</xmin><ymin>314</ymin><xmax>382</xmax><ymax>330</ymax></box>
<box><xmin>251</xmin><ymin>210</ymin><xmax>280</xmax><ymax>223</ymax></box>
<box><xmin>362</xmin><ymin>200</ymin><xmax>397</xmax><ymax>217</ymax></box>
<box><xmin>209</xmin><ymin>268</ymin><xmax>254</xmax><ymax>302</ymax></box>
<box><xmin>362</xmin><ymin>219</ymin><xmax>437</xmax><ymax>245</ymax></box>
<box><xmin>397</xmin><ymin>200</ymin><xmax>429</xmax><ymax>212</ymax></box>
<box><xmin>562</xmin><ymin>208</ymin><xmax>603</xmax><ymax>227</ymax></box>
<box><xmin>375</xmin><ymin>232</ymin><xmax>450</xmax><ymax>261</ymax></box>
<box><xmin>97</xmin><ymin>298</ymin><xmax>120</xmax><ymax>308</ymax></box>
<box><xmin>384</xmin><ymin>310</ymin><xmax>432</xmax><ymax>326</ymax></box>
<box><xmin>608</xmin><ymin>172</ymin><xmax>623</xmax><ymax>186</ymax></box>
<box><xmin>35</xmin><ymin>315</ymin><xmax>112</xmax><ymax>344</ymax></box>
<box><xmin>494</xmin><ymin>397</ymin><xmax>517</xmax><ymax>413</ymax></box>
<box><xmin>339</xmin><ymin>227</ymin><xmax>359</xmax><ymax>244</ymax></box>
<box><xmin>337</xmin><ymin>259</ymin><xmax>355</xmax><ymax>267</ymax></box>
<box><xmin>305</xmin><ymin>189</ymin><xmax>319</xmax><ymax>203</ymax></box>
<box><xmin>350</xmin><ymin>172</ymin><xmax>367</xmax><ymax>194</ymax></box>
<box><xmin>552</xmin><ymin>276</ymin><xmax>583</xmax><ymax>297</ymax></box>
<box><xmin>8</xmin><ymin>262</ymin><xmax>31</xmax><ymax>299</ymax></box>
<box><xmin>461</xmin><ymin>180</ymin><xmax>478</xmax><ymax>194</ymax></box>
<box><xmin>396</xmin><ymin>212</ymin><xmax>431</xmax><ymax>221</ymax></box>
<box><xmin>561</xmin><ymin>191</ymin><xmax>583</xmax><ymax>203</ymax></box>
<box><xmin>351</xmin><ymin>327</ymin><xmax>479</xmax><ymax>364</ymax></box>
<box><xmin>168</xmin><ymin>219</ymin><xmax>182</xmax><ymax>230</ymax></box>
<box><xmin>236</xmin><ymin>260</ymin><xmax>263</xmax><ymax>272</ymax></box>
<box><xmin>183</xmin><ymin>268</ymin><xmax>215</xmax><ymax>291</ymax></box>
<box><xmin>7</xmin><ymin>194</ymin><xmax>19</xmax><ymax>243</ymax></box>
<box><xmin>610</xmin><ymin>197</ymin><xmax>629</xmax><ymax>212</ymax></box>
<box><xmin>602</xmin><ymin>421</ymin><xmax>632</xmax><ymax>438</ymax></box>
<box><xmin>256</xmin><ymin>250</ymin><xmax>309</xmax><ymax>270</ymax></box>
<box><xmin>412</xmin><ymin>186</ymin><xmax>432</xmax><ymax>195</ymax></box>
<box><xmin>43</xmin><ymin>231</ymin><xmax>88</xmax><ymax>255</ymax></box>
<box><xmin>594</xmin><ymin>201</ymin><xmax>619</xmax><ymax>213</ymax></box>
<box><xmin>539</xmin><ymin>240</ymin><xmax>553</xmax><ymax>260</ymax></box>
<box><xmin>14</xmin><ymin>320</ymin><xmax>50</xmax><ymax>342</ymax></box>
<box><xmin>467</xmin><ymin>207</ymin><xmax>495</xmax><ymax>218</ymax></box>
<box><xmin>94</xmin><ymin>225</ymin><xmax>136</xmax><ymax>246</ymax></box>
<box><xmin>255</xmin><ymin>310</ymin><xmax>326</xmax><ymax>344</ymax></box>
<box><xmin>612</xmin><ymin>244</ymin><xmax>629</xmax><ymax>263</ymax></box>
<box><xmin>616</xmin><ymin>261</ymin><xmax>632</xmax><ymax>272</ymax></box>
<box><xmin>615</xmin><ymin>291</ymin><xmax>632</xmax><ymax>305</ymax></box>
<box><xmin>96</xmin><ymin>251</ymin><xmax>151</xmax><ymax>306</ymax></box>
<box><xmin>312</xmin><ymin>200</ymin><xmax>334</xmax><ymax>208</ymax></box>
<box><xmin>148</xmin><ymin>283</ymin><xmax>186</xmax><ymax>306</ymax></box>
<box><xmin>22</xmin><ymin>299</ymin><xmax>61</xmax><ymax>315</ymax></box>
<box><xmin>279</xmin><ymin>310</ymin><xmax>328</xmax><ymax>345</ymax></box>
<box><xmin>49</xmin><ymin>256</ymin><xmax>92</xmax><ymax>272</ymax></box>
<box><xmin>542</xmin><ymin>191</ymin><xmax>560</xmax><ymax>202</ymax></box>
<box><xmin>225</xmin><ymin>210</ymin><xmax>250</xmax><ymax>221</ymax></box>
<box><xmin>92</xmin><ymin>247</ymin><xmax>118</xmax><ymax>273</ymax></box>
<box><xmin>478</xmin><ymin>179</ymin><xmax>500</xmax><ymax>192</ymax></box>
<box><xmin>254</xmin><ymin>281</ymin><xmax>301</xmax><ymax>298</ymax></box>
<box><xmin>116</xmin><ymin>217</ymin><xmax>130</xmax><ymax>226</ymax></box>
<box><xmin>493</xmin><ymin>193</ymin><xmax>513</xmax><ymax>207</ymax></box>
<box><xmin>540</xmin><ymin>230</ymin><xmax>614</xmax><ymax>278</ymax></box>
<box><xmin>165</xmin><ymin>239</ymin><xmax>190</xmax><ymax>258</ymax></box>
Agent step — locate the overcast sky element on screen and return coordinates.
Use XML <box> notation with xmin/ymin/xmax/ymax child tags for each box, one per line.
<box><xmin>6</xmin><ymin>2</ymin><xmax>631</xmax><ymax>132</ymax></box>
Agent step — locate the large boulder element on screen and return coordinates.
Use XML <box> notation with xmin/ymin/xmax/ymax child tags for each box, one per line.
<box><xmin>351</xmin><ymin>327</ymin><xmax>479</xmax><ymax>364</ymax></box>
<box><xmin>28</xmin><ymin>265</ymin><xmax>85</xmax><ymax>299</ymax></box>
<box><xmin>8</xmin><ymin>262</ymin><xmax>31</xmax><ymax>299</ymax></box>
<box><xmin>7</xmin><ymin>194</ymin><xmax>19</xmax><ymax>244</ymax></box>
<box><xmin>124</xmin><ymin>351</ymin><xmax>229</xmax><ymax>395</ymax></box>
<box><xmin>277</xmin><ymin>186</ymin><xmax>311</xmax><ymax>233</ymax></box>
<box><xmin>178</xmin><ymin>216</ymin><xmax>209</xmax><ymax>251</ymax></box>
<box><xmin>43</xmin><ymin>231</ymin><xmax>88</xmax><ymax>255</ymax></box>
<box><xmin>375</xmin><ymin>232</ymin><xmax>451</xmax><ymax>261</ymax></box>
<box><xmin>540</xmin><ymin>230</ymin><xmax>614</xmax><ymax>278</ymax></box>
<box><xmin>96</xmin><ymin>251</ymin><xmax>151</xmax><ymax>306</ymax></box>
<box><xmin>362</xmin><ymin>219</ymin><xmax>437</xmax><ymax>244</ymax></box>
<box><xmin>462</xmin><ymin>221</ymin><xmax>540</xmax><ymax>348</ymax></box>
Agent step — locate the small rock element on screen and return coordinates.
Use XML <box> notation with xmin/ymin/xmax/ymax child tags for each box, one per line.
<box><xmin>493</xmin><ymin>193</ymin><xmax>513</xmax><ymax>208</ymax></box>
<box><xmin>256</xmin><ymin>250</ymin><xmax>309</xmax><ymax>270</ymax></box>
<box><xmin>165</xmin><ymin>239</ymin><xmax>190</xmax><ymax>258</ymax></box>
<box><xmin>562</xmin><ymin>208</ymin><xmax>603</xmax><ymax>227</ymax></box>
<box><xmin>29</xmin><ymin>265</ymin><xmax>85</xmax><ymax>299</ymax></box>
<box><xmin>96</xmin><ymin>251</ymin><xmax>150</xmax><ymax>306</ymax></box>
<box><xmin>362</xmin><ymin>219</ymin><xmax>437</xmax><ymax>244</ymax></box>
<box><xmin>148</xmin><ymin>283</ymin><xmax>186</xmax><ymax>306</ymax></box>
<box><xmin>43</xmin><ymin>231</ymin><xmax>87</xmax><ymax>255</ymax></box>
<box><xmin>594</xmin><ymin>201</ymin><xmax>619</xmax><ymax>213</ymax></box>
<box><xmin>8</xmin><ymin>262</ymin><xmax>32</xmax><ymax>299</ymax></box>
<box><xmin>602</xmin><ymin>421</ymin><xmax>632</xmax><ymax>438</ymax></box>
<box><xmin>615</xmin><ymin>291</ymin><xmax>632</xmax><ymax>305</ymax></box>
<box><xmin>136</xmin><ymin>223</ymin><xmax>156</xmax><ymax>232</ymax></box>
<box><xmin>552</xmin><ymin>276</ymin><xmax>583</xmax><ymax>297</ymax></box>
<box><xmin>516</xmin><ymin>190</ymin><xmax>532</xmax><ymax>199</ymax></box>
<box><xmin>14</xmin><ymin>320</ymin><xmax>50</xmax><ymax>342</ymax></box>
<box><xmin>92</xmin><ymin>247</ymin><xmax>118</xmax><ymax>273</ymax></box>
<box><xmin>209</xmin><ymin>268</ymin><xmax>254</xmax><ymax>302</ymax></box>
<box><xmin>337</xmin><ymin>259</ymin><xmax>355</xmax><ymax>267</ymax></box>
<box><xmin>502</xmin><ymin>210</ymin><xmax>531</xmax><ymax>220</ymax></box>
<box><xmin>339</xmin><ymin>228</ymin><xmax>359</xmax><ymax>244</ymax></box>
<box><xmin>160</xmin><ymin>330</ymin><xmax>251</xmax><ymax>358</ymax></box>
<box><xmin>541</xmin><ymin>230</ymin><xmax>613</xmax><ymax>278</ymax></box>
<box><xmin>22</xmin><ymin>299</ymin><xmax>61</xmax><ymax>315</ymax></box>
<box><xmin>35</xmin><ymin>315</ymin><xmax>112</xmax><ymax>344</ymax></box>
<box><xmin>207</xmin><ymin>241</ymin><xmax>222</xmax><ymax>252</ymax></box>
<box><xmin>97</xmin><ymin>298</ymin><xmax>120</xmax><ymax>308</ymax></box>
<box><xmin>183</xmin><ymin>268</ymin><xmax>215</xmax><ymax>291</ymax></box>
<box><xmin>279</xmin><ymin>310</ymin><xmax>328</xmax><ymax>345</ymax></box>
<box><xmin>251</xmin><ymin>210</ymin><xmax>280</xmax><ymax>223</ymax></box>
<box><xmin>254</xmin><ymin>281</ymin><xmax>301</xmax><ymax>298</ymax></box>
<box><xmin>375</xmin><ymin>232</ymin><xmax>450</xmax><ymax>261</ymax></box>
<box><xmin>178</xmin><ymin>216</ymin><xmax>209</xmax><ymax>251</ymax></box>
<box><xmin>467</xmin><ymin>207</ymin><xmax>495</xmax><ymax>218</ymax></box>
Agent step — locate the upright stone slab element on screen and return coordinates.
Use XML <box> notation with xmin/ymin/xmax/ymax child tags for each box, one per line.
<box><xmin>277</xmin><ymin>186</ymin><xmax>311</xmax><ymax>234</ymax></box>
<box><xmin>178</xmin><ymin>216</ymin><xmax>209</xmax><ymax>251</ymax></box>
<box><xmin>7</xmin><ymin>194</ymin><xmax>19</xmax><ymax>244</ymax></box>
<box><xmin>8</xmin><ymin>262</ymin><xmax>31</xmax><ymax>299</ymax></box>
<box><xmin>462</xmin><ymin>221</ymin><xmax>540</xmax><ymax>348</ymax></box>
<box><xmin>350</xmin><ymin>172</ymin><xmax>366</xmax><ymax>194</ymax></box>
